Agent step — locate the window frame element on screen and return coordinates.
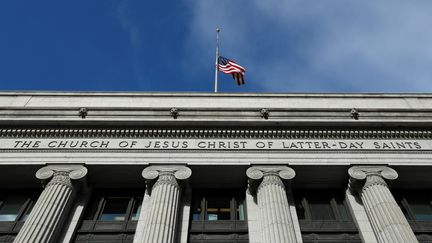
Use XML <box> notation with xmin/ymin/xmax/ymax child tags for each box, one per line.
<box><xmin>393</xmin><ymin>189</ymin><xmax>432</xmax><ymax>239</ymax></box>
<box><xmin>77</xmin><ymin>190</ymin><xmax>143</xmax><ymax>234</ymax></box>
<box><xmin>0</xmin><ymin>189</ymin><xmax>40</xmax><ymax>242</ymax></box>
<box><xmin>189</xmin><ymin>189</ymin><xmax>248</xmax><ymax>242</ymax></box>
<box><xmin>298</xmin><ymin>196</ymin><xmax>351</xmax><ymax>221</ymax></box>
<box><xmin>293</xmin><ymin>189</ymin><xmax>360</xmax><ymax>242</ymax></box>
<box><xmin>0</xmin><ymin>193</ymin><xmax>36</xmax><ymax>223</ymax></box>
<box><xmin>193</xmin><ymin>192</ymin><xmax>245</xmax><ymax>222</ymax></box>
<box><xmin>397</xmin><ymin>192</ymin><xmax>432</xmax><ymax>222</ymax></box>
<box><xmin>191</xmin><ymin>189</ymin><xmax>247</xmax><ymax>222</ymax></box>
<box><xmin>92</xmin><ymin>196</ymin><xmax>135</xmax><ymax>221</ymax></box>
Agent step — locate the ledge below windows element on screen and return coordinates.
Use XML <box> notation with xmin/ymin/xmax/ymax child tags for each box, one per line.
<box><xmin>189</xmin><ymin>220</ymin><xmax>248</xmax><ymax>233</ymax></box>
<box><xmin>78</xmin><ymin>220</ymin><xmax>137</xmax><ymax>233</ymax></box>
<box><xmin>299</xmin><ymin>220</ymin><xmax>358</xmax><ymax>233</ymax></box>
<box><xmin>0</xmin><ymin>222</ymin><xmax>23</xmax><ymax>234</ymax></box>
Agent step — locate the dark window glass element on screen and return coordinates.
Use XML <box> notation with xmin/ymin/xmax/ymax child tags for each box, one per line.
<box><xmin>395</xmin><ymin>190</ymin><xmax>432</xmax><ymax>222</ymax></box>
<box><xmin>294</xmin><ymin>190</ymin><xmax>349</xmax><ymax>221</ymax></box>
<box><xmin>99</xmin><ymin>197</ymin><xmax>130</xmax><ymax>221</ymax></box>
<box><xmin>293</xmin><ymin>189</ymin><xmax>360</xmax><ymax>242</ymax></box>
<box><xmin>295</xmin><ymin>200</ymin><xmax>306</xmax><ymax>220</ymax></box>
<box><xmin>337</xmin><ymin>203</ymin><xmax>350</xmax><ymax>221</ymax></box>
<box><xmin>408</xmin><ymin>198</ymin><xmax>432</xmax><ymax>221</ymax></box>
<box><xmin>191</xmin><ymin>196</ymin><xmax>203</xmax><ymax>220</ymax></box>
<box><xmin>76</xmin><ymin>190</ymin><xmax>144</xmax><ymax>243</ymax></box>
<box><xmin>130</xmin><ymin>198</ymin><xmax>142</xmax><ymax>221</ymax></box>
<box><xmin>237</xmin><ymin>199</ymin><xmax>245</xmax><ymax>221</ymax></box>
<box><xmin>310</xmin><ymin>202</ymin><xmax>335</xmax><ymax>220</ymax></box>
<box><xmin>83</xmin><ymin>193</ymin><xmax>143</xmax><ymax>222</ymax></box>
<box><xmin>191</xmin><ymin>190</ymin><xmax>246</xmax><ymax>221</ymax></box>
<box><xmin>206</xmin><ymin>195</ymin><xmax>231</xmax><ymax>220</ymax></box>
<box><xmin>0</xmin><ymin>195</ymin><xmax>27</xmax><ymax>221</ymax></box>
<box><xmin>0</xmin><ymin>190</ymin><xmax>39</xmax><ymax>243</ymax></box>
<box><xmin>189</xmin><ymin>189</ymin><xmax>248</xmax><ymax>242</ymax></box>
<box><xmin>20</xmin><ymin>200</ymin><xmax>35</xmax><ymax>221</ymax></box>
<box><xmin>308</xmin><ymin>196</ymin><xmax>335</xmax><ymax>220</ymax></box>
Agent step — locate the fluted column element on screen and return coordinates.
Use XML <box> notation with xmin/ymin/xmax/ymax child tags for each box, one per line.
<box><xmin>14</xmin><ymin>165</ymin><xmax>87</xmax><ymax>243</ymax></box>
<box><xmin>138</xmin><ymin>165</ymin><xmax>191</xmax><ymax>243</ymax></box>
<box><xmin>246</xmin><ymin>166</ymin><xmax>298</xmax><ymax>243</ymax></box>
<box><xmin>348</xmin><ymin>166</ymin><xmax>417</xmax><ymax>243</ymax></box>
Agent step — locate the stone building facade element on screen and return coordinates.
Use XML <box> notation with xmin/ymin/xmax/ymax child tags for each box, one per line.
<box><xmin>0</xmin><ymin>92</ymin><xmax>432</xmax><ymax>243</ymax></box>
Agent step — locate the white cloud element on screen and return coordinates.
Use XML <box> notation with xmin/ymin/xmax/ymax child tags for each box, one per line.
<box><xmin>185</xmin><ymin>0</ymin><xmax>432</xmax><ymax>92</ymax></box>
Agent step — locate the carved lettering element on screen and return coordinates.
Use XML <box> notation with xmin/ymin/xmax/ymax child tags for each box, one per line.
<box><xmin>1</xmin><ymin>139</ymin><xmax>429</xmax><ymax>151</ymax></box>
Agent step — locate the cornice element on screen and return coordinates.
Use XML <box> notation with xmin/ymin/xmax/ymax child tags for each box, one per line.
<box><xmin>1</xmin><ymin>91</ymin><xmax>432</xmax><ymax>98</ymax></box>
<box><xmin>1</xmin><ymin>128</ymin><xmax>431</xmax><ymax>139</ymax></box>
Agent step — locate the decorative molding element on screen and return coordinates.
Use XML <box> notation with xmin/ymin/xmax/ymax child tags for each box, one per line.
<box><xmin>142</xmin><ymin>165</ymin><xmax>192</xmax><ymax>181</ymax></box>
<box><xmin>152</xmin><ymin>173</ymin><xmax>179</xmax><ymax>189</ymax></box>
<box><xmin>36</xmin><ymin>165</ymin><xmax>88</xmax><ymax>181</ymax></box>
<box><xmin>246</xmin><ymin>166</ymin><xmax>296</xmax><ymax>180</ymax></box>
<box><xmin>247</xmin><ymin>166</ymin><xmax>295</xmax><ymax>195</ymax></box>
<box><xmin>35</xmin><ymin>165</ymin><xmax>87</xmax><ymax>190</ymax></box>
<box><xmin>78</xmin><ymin>108</ymin><xmax>88</xmax><ymax>119</ymax></box>
<box><xmin>170</xmin><ymin>108</ymin><xmax>179</xmax><ymax>119</ymax></box>
<box><xmin>350</xmin><ymin>108</ymin><xmax>359</xmax><ymax>120</ymax></box>
<box><xmin>258</xmin><ymin>174</ymin><xmax>285</xmax><ymax>190</ymax></box>
<box><xmin>348</xmin><ymin>166</ymin><xmax>398</xmax><ymax>181</ymax></box>
<box><xmin>1</xmin><ymin>128</ymin><xmax>431</xmax><ymax>139</ymax></box>
<box><xmin>46</xmin><ymin>171</ymin><xmax>73</xmax><ymax>188</ymax></box>
<box><xmin>348</xmin><ymin>166</ymin><xmax>398</xmax><ymax>193</ymax></box>
<box><xmin>142</xmin><ymin>165</ymin><xmax>191</xmax><ymax>195</ymax></box>
<box><xmin>260</xmin><ymin>108</ymin><xmax>270</xmax><ymax>119</ymax></box>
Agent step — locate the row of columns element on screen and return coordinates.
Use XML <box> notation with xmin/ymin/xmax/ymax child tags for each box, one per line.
<box><xmin>13</xmin><ymin>164</ymin><xmax>418</xmax><ymax>243</ymax></box>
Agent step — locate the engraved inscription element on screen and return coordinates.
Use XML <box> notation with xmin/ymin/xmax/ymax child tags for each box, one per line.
<box><xmin>0</xmin><ymin>138</ymin><xmax>429</xmax><ymax>151</ymax></box>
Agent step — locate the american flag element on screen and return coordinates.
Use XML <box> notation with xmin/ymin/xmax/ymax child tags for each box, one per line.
<box><xmin>218</xmin><ymin>56</ymin><xmax>246</xmax><ymax>85</ymax></box>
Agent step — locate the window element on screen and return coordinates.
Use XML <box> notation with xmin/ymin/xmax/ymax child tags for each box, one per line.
<box><xmin>75</xmin><ymin>190</ymin><xmax>143</xmax><ymax>243</ymax></box>
<box><xmin>394</xmin><ymin>190</ymin><xmax>432</xmax><ymax>243</ymax></box>
<box><xmin>99</xmin><ymin>197</ymin><xmax>131</xmax><ymax>221</ymax></box>
<box><xmin>295</xmin><ymin>190</ymin><xmax>350</xmax><ymax>221</ymax></box>
<box><xmin>395</xmin><ymin>190</ymin><xmax>432</xmax><ymax>221</ymax></box>
<box><xmin>0</xmin><ymin>195</ymin><xmax>31</xmax><ymax>222</ymax></box>
<box><xmin>189</xmin><ymin>189</ymin><xmax>248</xmax><ymax>243</ymax></box>
<box><xmin>83</xmin><ymin>194</ymin><xmax>142</xmax><ymax>222</ymax></box>
<box><xmin>294</xmin><ymin>189</ymin><xmax>360</xmax><ymax>243</ymax></box>
<box><xmin>191</xmin><ymin>191</ymin><xmax>245</xmax><ymax>221</ymax></box>
<box><xmin>0</xmin><ymin>190</ymin><xmax>39</xmax><ymax>243</ymax></box>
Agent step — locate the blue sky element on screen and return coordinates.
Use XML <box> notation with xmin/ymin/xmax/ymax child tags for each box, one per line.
<box><xmin>0</xmin><ymin>0</ymin><xmax>431</xmax><ymax>93</ymax></box>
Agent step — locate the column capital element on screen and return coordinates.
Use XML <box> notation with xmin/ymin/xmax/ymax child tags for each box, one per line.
<box><xmin>348</xmin><ymin>166</ymin><xmax>398</xmax><ymax>193</ymax></box>
<box><xmin>247</xmin><ymin>166</ymin><xmax>295</xmax><ymax>195</ymax></box>
<box><xmin>36</xmin><ymin>165</ymin><xmax>88</xmax><ymax>188</ymax></box>
<box><xmin>36</xmin><ymin>164</ymin><xmax>87</xmax><ymax>180</ymax></box>
<box><xmin>348</xmin><ymin>166</ymin><xmax>398</xmax><ymax>181</ymax></box>
<box><xmin>246</xmin><ymin>166</ymin><xmax>295</xmax><ymax>181</ymax></box>
<box><xmin>142</xmin><ymin>165</ymin><xmax>192</xmax><ymax>181</ymax></box>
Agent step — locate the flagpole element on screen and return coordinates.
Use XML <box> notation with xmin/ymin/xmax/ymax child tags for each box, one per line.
<box><xmin>214</xmin><ymin>28</ymin><xmax>220</xmax><ymax>93</ymax></box>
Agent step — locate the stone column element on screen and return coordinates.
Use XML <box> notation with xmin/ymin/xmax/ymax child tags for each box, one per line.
<box><xmin>14</xmin><ymin>165</ymin><xmax>87</xmax><ymax>243</ymax></box>
<box><xmin>348</xmin><ymin>166</ymin><xmax>417</xmax><ymax>243</ymax></box>
<box><xmin>136</xmin><ymin>165</ymin><xmax>191</xmax><ymax>243</ymax></box>
<box><xmin>246</xmin><ymin>166</ymin><xmax>298</xmax><ymax>243</ymax></box>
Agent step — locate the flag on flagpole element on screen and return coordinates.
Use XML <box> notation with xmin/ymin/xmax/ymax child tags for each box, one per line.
<box><xmin>218</xmin><ymin>56</ymin><xmax>246</xmax><ymax>85</ymax></box>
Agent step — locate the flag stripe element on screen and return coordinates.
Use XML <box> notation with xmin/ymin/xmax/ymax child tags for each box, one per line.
<box><xmin>227</xmin><ymin>61</ymin><xmax>245</xmax><ymax>72</ymax></box>
<box><xmin>218</xmin><ymin>56</ymin><xmax>246</xmax><ymax>85</ymax></box>
<box><xmin>219</xmin><ymin>63</ymin><xmax>245</xmax><ymax>71</ymax></box>
<box><xmin>218</xmin><ymin>66</ymin><xmax>245</xmax><ymax>73</ymax></box>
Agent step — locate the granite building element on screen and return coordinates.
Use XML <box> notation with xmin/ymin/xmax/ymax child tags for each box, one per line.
<box><xmin>1</xmin><ymin>92</ymin><xmax>432</xmax><ymax>243</ymax></box>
